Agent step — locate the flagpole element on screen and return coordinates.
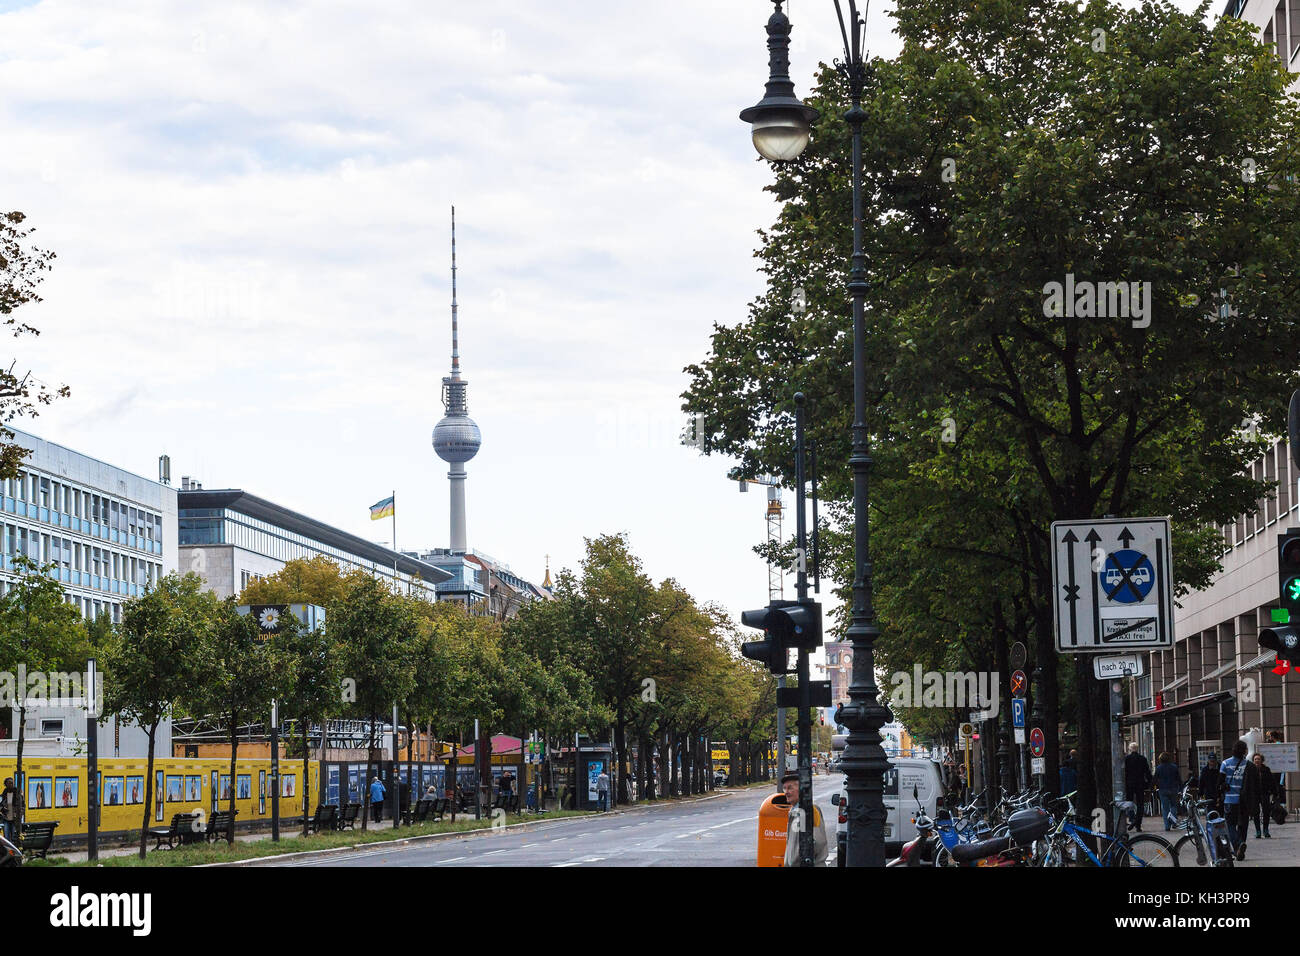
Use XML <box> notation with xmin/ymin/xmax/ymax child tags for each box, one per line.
<box><xmin>391</xmin><ymin>489</ymin><xmax>398</xmax><ymax>590</ymax></box>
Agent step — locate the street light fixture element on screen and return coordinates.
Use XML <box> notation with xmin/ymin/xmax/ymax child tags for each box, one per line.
<box><xmin>739</xmin><ymin>0</ymin><xmax>891</xmax><ymax>867</ymax></box>
<box><xmin>739</xmin><ymin>3</ymin><xmax>819</xmax><ymax>162</ymax></box>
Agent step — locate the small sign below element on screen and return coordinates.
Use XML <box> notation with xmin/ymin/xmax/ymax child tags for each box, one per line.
<box><xmin>1092</xmin><ymin>654</ymin><xmax>1146</xmax><ymax>680</ymax></box>
<box><xmin>1031</xmin><ymin>757</ymin><xmax>1046</xmax><ymax>775</ymax></box>
<box><xmin>1014</xmin><ymin>728</ymin><xmax>1026</xmax><ymax>745</ymax></box>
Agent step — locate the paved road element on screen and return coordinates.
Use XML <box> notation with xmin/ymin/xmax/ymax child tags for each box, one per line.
<box><xmin>253</xmin><ymin>776</ymin><xmax>842</xmax><ymax>867</ymax></box>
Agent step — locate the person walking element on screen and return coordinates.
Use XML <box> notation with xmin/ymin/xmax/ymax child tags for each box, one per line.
<box><xmin>1252</xmin><ymin>752</ymin><xmax>1277</xmax><ymax>839</ymax></box>
<box><xmin>369</xmin><ymin>775</ymin><xmax>386</xmax><ymax>823</ymax></box>
<box><xmin>1123</xmin><ymin>743</ymin><xmax>1154</xmax><ymax>830</ymax></box>
<box><xmin>1198</xmin><ymin>753</ymin><xmax>1220</xmax><ymax>803</ymax></box>
<box><xmin>1059</xmin><ymin>749</ymin><xmax>1079</xmax><ymax>796</ymax></box>
<box><xmin>595</xmin><ymin>768</ymin><xmax>610</xmax><ymax>811</ymax></box>
<box><xmin>0</xmin><ymin>777</ymin><xmax>21</xmax><ymax>844</ymax></box>
<box><xmin>1153</xmin><ymin>753</ymin><xmax>1182</xmax><ymax>832</ymax></box>
<box><xmin>1219</xmin><ymin>741</ymin><xmax>1259</xmax><ymax>861</ymax></box>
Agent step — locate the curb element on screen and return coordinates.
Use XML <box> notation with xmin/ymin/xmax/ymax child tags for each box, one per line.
<box><xmin>205</xmin><ymin>790</ymin><xmax>733</xmax><ymax>867</ymax></box>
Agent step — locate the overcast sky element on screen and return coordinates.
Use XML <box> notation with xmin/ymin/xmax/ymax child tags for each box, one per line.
<box><xmin>0</xmin><ymin>0</ymin><xmax>1214</xmax><ymax>642</ymax></box>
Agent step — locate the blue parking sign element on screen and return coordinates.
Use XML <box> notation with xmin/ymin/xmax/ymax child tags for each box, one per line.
<box><xmin>1012</xmin><ymin>698</ymin><xmax>1026</xmax><ymax>729</ymax></box>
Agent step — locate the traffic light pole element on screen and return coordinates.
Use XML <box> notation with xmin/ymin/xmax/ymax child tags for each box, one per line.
<box><xmin>794</xmin><ymin>393</ymin><xmax>814</xmax><ymax>868</ymax></box>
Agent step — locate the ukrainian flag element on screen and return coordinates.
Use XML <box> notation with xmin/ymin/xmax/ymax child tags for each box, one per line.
<box><xmin>369</xmin><ymin>496</ymin><xmax>395</xmax><ymax>520</ymax></box>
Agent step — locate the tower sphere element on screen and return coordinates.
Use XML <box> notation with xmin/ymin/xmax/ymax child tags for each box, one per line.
<box><xmin>433</xmin><ymin>415</ymin><xmax>481</xmax><ymax>463</ymax></box>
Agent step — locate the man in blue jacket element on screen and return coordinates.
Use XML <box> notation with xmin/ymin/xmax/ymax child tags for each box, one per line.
<box><xmin>369</xmin><ymin>775</ymin><xmax>387</xmax><ymax>823</ymax></box>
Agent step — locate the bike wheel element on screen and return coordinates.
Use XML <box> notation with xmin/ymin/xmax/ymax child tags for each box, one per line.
<box><xmin>1121</xmin><ymin>833</ymin><xmax>1178</xmax><ymax>867</ymax></box>
<box><xmin>1038</xmin><ymin>840</ymin><xmax>1067</xmax><ymax>867</ymax></box>
<box><xmin>1173</xmin><ymin>833</ymin><xmax>1207</xmax><ymax>867</ymax></box>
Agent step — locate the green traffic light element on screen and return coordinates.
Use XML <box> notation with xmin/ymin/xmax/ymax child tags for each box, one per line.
<box><xmin>1288</xmin><ymin>577</ymin><xmax>1300</xmax><ymax>602</ymax></box>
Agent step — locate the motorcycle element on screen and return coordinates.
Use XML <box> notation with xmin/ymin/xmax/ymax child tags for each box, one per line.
<box><xmin>887</xmin><ymin>786</ymin><xmax>939</xmax><ymax>867</ymax></box>
<box><xmin>933</xmin><ymin>805</ymin><xmax>1051</xmax><ymax>867</ymax></box>
<box><xmin>0</xmin><ymin>831</ymin><xmax>23</xmax><ymax>867</ymax></box>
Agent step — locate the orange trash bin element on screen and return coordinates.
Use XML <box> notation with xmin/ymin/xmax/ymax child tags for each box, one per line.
<box><xmin>757</xmin><ymin>794</ymin><xmax>823</xmax><ymax>866</ymax></box>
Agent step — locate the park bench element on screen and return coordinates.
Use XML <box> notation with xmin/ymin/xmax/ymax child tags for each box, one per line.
<box><xmin>148</xmin><ymin>812</ymin><xmax>197</xmax><ymax>850</ymax></box>
<box><xmin>19</xmin><ymin>821</ymin><xmax>58</xmax><ymax>859</ymax></box>
<box><xmin>414</xmin><ymin>798</ymin><xmax>451</xmax><ymax>823</ymax></box>
<box><xmin>306</xmin><ymin>804</ymin><xmax>337</xmax><ymax>833</ymax></box>
<box><xmin>336</xmin><ymin>802</ymin><xmax>361</xmax><ymax>830</ymax></box>
<box><xmin>206</xmin><ymin>808</ymin><xmax>238</xmax><ymax>843</ymax></box>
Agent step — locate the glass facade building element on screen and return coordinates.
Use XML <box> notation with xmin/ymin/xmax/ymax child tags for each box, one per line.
<box><xmin>0</xmin><ymin>429</ymin><xmax>178</xmax><ymax>623</ymax></box>
<box><xmin>178</xmin><ymin>489</ymin><xmax>452</xmax><ymax>600</ymax></box>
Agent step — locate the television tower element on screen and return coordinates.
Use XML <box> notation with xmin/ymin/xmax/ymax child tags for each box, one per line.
<box><xmin>432</xmin><ymin>206</ymin><xmax>481</xmax><ymax>552</ymax></box>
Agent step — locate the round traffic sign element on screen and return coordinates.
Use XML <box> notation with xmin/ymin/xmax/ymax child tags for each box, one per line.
<box><xmin>1098</xmin><ymin>549</ymin><xmax>1155</xmax><ymax>604</ymax></box>
<box><xmin>1010</xmin><ymin>670</ymin><xmax>1028</xmax><ymax>697</ymax></box>
<box><xmin>1010</xmin><ymin>641</ymin><xmax>1027</xmax><ymax>671</ymax></box>
<box><xmin>1030</xmin><ymin>727</ymin><xmax>1045</xmax><ymax>757</ymax></box>
<box><xmin>959</xmin><ymin>723</ymin><xmax>973</xmax><ymax>738</ymax></box>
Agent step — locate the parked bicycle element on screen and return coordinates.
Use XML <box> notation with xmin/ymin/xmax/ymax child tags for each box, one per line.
<box><xmin>1037</xmin><ymin>792</ymin><xmax>1177</xmax><ymax>867</ymax></box>
<box><xmin>1171</xmin><ymin>782</ymin><xmax>1234</xmax><ymax>868</ymax></box>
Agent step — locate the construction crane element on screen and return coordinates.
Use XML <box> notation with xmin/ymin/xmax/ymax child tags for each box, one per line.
<box><xmin>738</xmin><ymin>475</ymin><xmax>783</xmax><ymax>601</ymax></box>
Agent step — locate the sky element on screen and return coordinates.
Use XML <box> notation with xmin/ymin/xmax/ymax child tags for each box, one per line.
<box><xmin>0</xmin><ymin>0</ymin><xmax>1214</xmax><ymax>637</ymax></box>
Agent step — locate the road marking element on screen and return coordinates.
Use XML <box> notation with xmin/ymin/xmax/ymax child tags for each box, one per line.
<box><xmin>432</xmin><ymin>856</ymin><xmax>467</xmax><ymax>864</ymax></box>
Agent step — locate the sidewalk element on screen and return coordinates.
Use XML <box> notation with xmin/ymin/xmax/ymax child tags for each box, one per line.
<box><xmin>1235</xmin><ymin>814</ymin><xmax>1297</xmax><ymax>868</ymax></box>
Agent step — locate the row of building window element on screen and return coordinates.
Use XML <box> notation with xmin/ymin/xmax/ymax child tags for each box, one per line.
<box><xmin>181</xmin><ymin>509</ymin><xmax>439</xmax><ymax>596</ymax></box>
<box><xmin>3</xmin><ymin>470</ymin><xmax>164</xmax><ymax>556</ymax></box>
<box><xmin>2</xmin><ymin>522</ymin><xmax>162</xmax><ymax>596</ymax></box>
<box><xmin>0</xmin><ymin>578</ymin><xmax>120</xmax><ymax>623</ymax></box>
<box><xmin>1219</xmin><ymin>438</ymin><xmax>1298</xmax><ymax>552</ymax></box>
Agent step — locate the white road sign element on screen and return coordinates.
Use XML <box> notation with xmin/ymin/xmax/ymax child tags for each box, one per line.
<box><xmin>1092</xmin><ymin>654</ymin><xmax>1147</xmax><ymax>679</ymax></box>
<box><xmin>1051</xmin><ymin>517</ymin><xmax>1175</xmax><ymax>652</ymax></box>
<box><xmin>1014</xmin><ymin>728</ymin><xmax>1026</xmax><ymax>745</ymax></box>
<box><xmin>1031</xmin><ymin>757</ymin><xmax>1046</xmax><ymax>775</ymax></box>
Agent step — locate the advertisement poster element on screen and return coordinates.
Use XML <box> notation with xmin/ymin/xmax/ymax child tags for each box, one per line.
<box><xmin>155</xmin><ymin>771</ymin><xmax>164</xmax><ymax>820</ymax></box>
<box><xmin>258</xmin><ymin>770</ymin><xmax>266</xmax><ymax>815</ymax></box>
<box><xmin>56</xmin><ymin>777</ymin><xmax>78</xmax><ymax>808</ymax></box>
<box><xmin>104</xmin><ymin>776</ymin><xmax>123</xmax><ymax>806</ymax></box>
<box><xmin>186</xmin><ymin>775</ymin><xmax>202</xmax><ymax>801</ymax></box>
<box><xmin>587</xmin><ymin>760</ymin><xmax>604</xmax><ymax>802</ymax></box>
<box><xmin>237</xmin><ymin>775</ymin><xmax>251</xmax><ymax>799</ymax></box>
<box><xmin>126</xmin><ymin>776</ymin><xmax>143</xmax><ymax>805</ymax></box>
<box><xmin>165</xmin><ymin>775</ymin><xmax>183</xmax><ymax>802</ymax></box>
<box><xmin>27</xmin><ymin>777</ymin><xmax>49</xmax><ymax>810</ymax></box>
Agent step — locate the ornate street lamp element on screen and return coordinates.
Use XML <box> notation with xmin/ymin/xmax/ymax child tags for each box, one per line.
<box><xmin>739</xmin><ymin>0</ymin><xmax>892</xmax><ymax>867</ymax></box>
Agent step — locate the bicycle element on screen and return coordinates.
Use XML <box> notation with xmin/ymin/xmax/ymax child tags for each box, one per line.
<box><xmin>1037</xmin><ymin>792</ymin><xmax>1178</xmax><ymax>867</ymax></box>
<box><xmin>1171</xmin><ymin>783</ymin><xmax>1234</xmax><ymax>868</ymax></box>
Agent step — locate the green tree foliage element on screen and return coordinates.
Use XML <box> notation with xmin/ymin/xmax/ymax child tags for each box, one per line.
<box><xmin>682</xmin><ymin>0</ymin><xmax>1300</xmax><ymax>814</ymax></box>
<box><xmin>101</xmin><ymin>572</ymin><xmax>211</xmax><ymax>857</ymax></box>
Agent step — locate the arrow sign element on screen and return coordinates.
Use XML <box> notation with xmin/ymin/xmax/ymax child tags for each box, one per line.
<box><xmin>1051</xmin><ymin>517</ymin><xmax>1174</xmax><ymax>653</ymax></box>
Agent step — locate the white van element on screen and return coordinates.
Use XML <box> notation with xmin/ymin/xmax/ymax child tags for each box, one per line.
<box><xmin>830</xmin><ymin>756</ymin><xmax>945</xmax><ymax>864</ymax></box>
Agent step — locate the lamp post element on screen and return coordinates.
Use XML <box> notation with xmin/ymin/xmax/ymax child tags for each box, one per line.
<box><xmin>739</xmin><ymin>0</ymin><xmax>890</xmax><ymax>866</ymax></box>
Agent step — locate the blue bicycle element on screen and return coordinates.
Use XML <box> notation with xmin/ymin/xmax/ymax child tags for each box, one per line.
<box><xmin>1037</xmin><ymin>792</ymin><xmax>1178</xmax><ymax>867</ymax></box>
<box><xmin>1171</xmin><ymin>782</ymin><xmax>1233</xmax><ymax>867</ymax></box>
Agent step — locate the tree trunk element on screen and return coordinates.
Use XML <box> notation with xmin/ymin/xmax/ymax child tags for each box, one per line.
<box><xmin>301</xmin><ymin>712</ymin><xmax>311</xmax><ymax>837</ymax></box>
<box><xmin>139</xmin><ymin>725</ymin><xmax>157</xmax><ymax>859</ymax></box>
<box><xmin>613</xmin><ymin>714</ymin><xmax>628</xmax><ymax>806</ymax></box>
<box><xmin>14</xmin><ymin>702</ymin><xmax>25</xmax><ymax>828</ymax></box>
<box><xmin>362</xmin><ymin>711</ymin><xmax>375</xmax><ymax>831</ymax></box>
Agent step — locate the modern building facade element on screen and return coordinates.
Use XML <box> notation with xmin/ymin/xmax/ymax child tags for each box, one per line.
<box><xmin>402</xmin><ymin>546</ymin><xmax>543</xmax><ymax>618</ymax></box>
<box><xmin>177</xmin><ymin>486</ymin><xmax>452</xmax><ymax>600</ymax></box>
<box><xmin>1225</xmin><ymin>0</ymin><xmax>1300</xmax><ymax>92</ymax></box>
<box><xmin>0</xmin><ymin>428</ymin><xmax>178</xmax><ymax>623</ymax></box>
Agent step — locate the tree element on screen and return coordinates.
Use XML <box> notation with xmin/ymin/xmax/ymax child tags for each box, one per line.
<box><xmin>101</xmin><ymin>572</ymin><xmax>210</xmax><ymax>858</ymax></box>
<box><xmin>683</xmin><ymin>0</ymin><xmax>1300</xmax><ymax>819</ymax></box>
<box><xmin>183</xmin><ymin>599</ymin><xmax>290</xmax><ymax>843</ymax></box>
<box><xmin>0</xmin><ymin>211</ymin><xmax>68</xmax><ymax>476</ymax></box>
<box><xmin>330</xmin><ymin>574</ymin><xmax>419</xmax><ymax>829</ymax></box>
<box><xmin>0</xmin><ymin>554</ymin><xmax>90</xmax><ymax>820</ymax></box>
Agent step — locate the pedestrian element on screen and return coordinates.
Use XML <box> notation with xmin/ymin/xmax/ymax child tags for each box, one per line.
<box><xmin>369</xmin><ymin>775</ymin><xmax>386</xmax><ymax>823</ymax></box>
<box><xmin>777</xmin><ymin>772</ymin><xmax>827</xmax><ymax>866</ymax></box>
<box><xmin>0</xmin><ymin>777</ymin><xmax>21</xmax><ymax>844</ymax></box>
<box><xmin>499</xmin><ymin>770</ymin><xmax>514</xmax><ymax>799</ymax></box>
<box><xmin>1197</xmin><ymin>752</ymin><xmax>1220</xmax><ymax>803</ymax></box>
<box><xmin>1123</xmin><ymin>743</ymin><xmax>1154</xmax><ymax>830</ymax></box>
<box><xmin>1153</xmin><ymin>752</ymin><xmax>1182</xmax><ymax>831</ymax></box>
<box><xmin>1218</xmin><ymin>740</ymin><xmax>1259</xmax><ymax>861</ymax></box>
<box><xmin>1252</xmin><ymin>752</ymin><xmax>1277</xmax><ymax>839</ymax></box>
<box><xmin>595</xmin><ymin>767</ymin><xmax>610</xmax><ymax>811</ymax></box>
<box><xmin>1059</xmin><ymin>749</ymin><xmax>1079</xmax><ymax>797</ymax></box>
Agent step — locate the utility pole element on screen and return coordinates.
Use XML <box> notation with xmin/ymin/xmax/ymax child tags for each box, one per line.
<box><xmin>794</xmin><ymin>393</ymin><xmax>814</xmax><ymax>867</ymax></box>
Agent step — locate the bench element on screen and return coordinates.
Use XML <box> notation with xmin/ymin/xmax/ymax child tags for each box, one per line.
<box><xmin>336</xmin><ymin>803</ymin><xmax>361</xmax><ymax>830</ymax></box>
<box><xmin>414</xmin><ymin>797</ymin><xmax>452</xmax><ymax>823</ymax></box>
<box><xmin>206</xmin><ymin>809</ymin><xmax>238</xmax><ymax>843</ymax></box>
<box><xmin>147</xmin><ymin>813</ymin><xmax>198</xmax><ymax>850</ymax></box>
<box><xmin>306</xmin><ymin>804</ymin><xmax>337</xmax><ymax>833</ymax></box>
<box><xmin>19</xmin><ymin>821</ymin><xmax>58</xmax><ymax>859</ymax></box>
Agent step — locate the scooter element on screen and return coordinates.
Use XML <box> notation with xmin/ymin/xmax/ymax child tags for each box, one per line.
<box><xmin>0</xmin><ymin>831</ymin><xmax>23</xmax><ymax>867</ymax></box>
<box><xmin>887</xmin><ymin>786</ymin><xmax>938</xmax><ymax>867</ymax></box>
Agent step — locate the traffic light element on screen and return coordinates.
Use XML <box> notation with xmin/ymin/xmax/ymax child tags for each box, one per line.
<box><xmin>739</xmin><ymin>599</ymin><xmax>823</xmax><ymax>674</ymax></box>
<box><xmin>1264</xmin><ymin>530</ymin><xmax>1300</xmax><ymax>674</ymax></box>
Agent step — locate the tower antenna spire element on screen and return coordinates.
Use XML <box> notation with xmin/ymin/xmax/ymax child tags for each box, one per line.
<box><xmin>450</xmin><ymin>205</ymin><xmax>459</xmax><ymax>377</ymax></box>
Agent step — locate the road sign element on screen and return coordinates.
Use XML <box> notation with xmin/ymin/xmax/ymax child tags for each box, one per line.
<box><xmin>1011</xmin><ymin>698</ymin><xmax>1026</xmax><ymax>729</ymax></box>
<box><xmin>959</xmin><ymin>722</ymin><xmax>973</xmax><ymax>739</ymax></box>
<box><xmin>1014</xmin><ymin>728</ymin><xmax>1026</xmax><ymax>744</ymax></box>
<box><xmin>1010</xmin><ymin>641</ymin><xmax>1027</xmax><ymax>671</ymax></box>
<box><xmin>1092</xmin><ymin>654</ymin><xmax>1146</xmax><ymax>679</ymax></box>
<box><xmin>1010</xmin><ymin>670</ymin><xmax>1027</xmax><ymax>697</ymax></box>
<box><xmin>1051</xmin><ymin>516</ymin><xmax>1175</xmax><ymax>652</ymax></box>
<box><xmin>1030</xmin><ymin>727</ymin><xmax>1045</xmax><ymax>757</ymax></box>
<box><xmin>1031</xmin><ymin>757</ymin><xmax>1046</xmax><ymax>775</ymax></box>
